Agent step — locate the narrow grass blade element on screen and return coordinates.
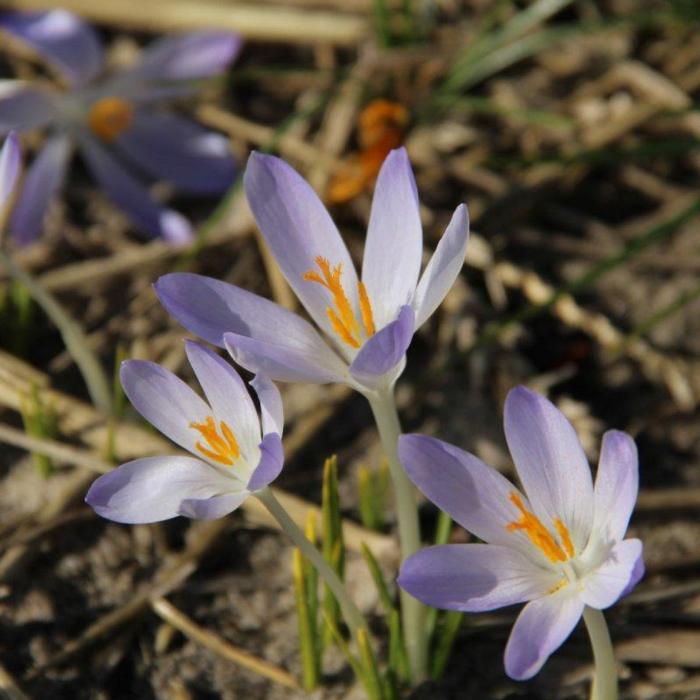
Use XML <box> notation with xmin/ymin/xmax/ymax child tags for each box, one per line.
<box><xmin>429</xmin><ymin>611</ymin><xmax>463</xmax><ymax>680</ymax></box>
<box><xmin>322</xmin><ymin>455</ymin><xmax>345</xmax><ymax>648</ymax></box>
<box><xmin>388</xmin><ymin>609</ymin><xmax>410</xmax><ymax>684</ymax></box>
<box><xmin>360</xmin><ymin>542</ymin><xmax>394</xmax><ymax>615</ymax></box>
<box><xmin>425</xmin><ymin>508</ymin><xmax>453</xmax><ymax>641</ymax></box>
<box><xmin>356</xmin><ymin>628</ymin><xmax>385</xmax><ymax>700</ymax></box>
<box><xmin>293</xmin><ymin>548</ymin><xmax>320</xmax><ymax>691</ymax></box>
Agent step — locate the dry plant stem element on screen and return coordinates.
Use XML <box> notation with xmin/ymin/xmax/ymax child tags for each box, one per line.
<box><xmin>367</xmin><ymin>387</ymin><xmax>427</xmax><ymax>682</ymax></box>
<box><xmin>583</xmin><ymin>607</ymin><xmax>618</xmax><ymax>700</ymax></box>
<box><xmin>256</xmin><ymin>487</ymin><xmax>366</xmax><ymax>635</ymax></box>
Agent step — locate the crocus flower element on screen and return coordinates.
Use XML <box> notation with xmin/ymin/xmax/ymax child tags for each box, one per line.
<box><xmin>0</xmin><ymin>9</ymin><xmax>240</xmax><ymax>245</ymax></box>
<box><xmin>397</xmin><ymin>386</ymin><xmax>644</xmax><ymax>680</ymax></box>
<box><xmin>86</xmin><ymin>341</ymin><xmax>284</xmax><ymax>523</ymax></box>
<box><xmin>0</xmin><ymin>131</ymin><xmax>20</xmax><ymax>217</ymax></box>
<box><xmin>155</xmin><ymin>147</ymin><xmax>469</xmax><ymax>393</ymax></box>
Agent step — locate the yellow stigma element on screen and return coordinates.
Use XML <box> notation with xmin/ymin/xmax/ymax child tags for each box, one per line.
<box><xmin>506</xmin><ymin>492</ymin><xmax>574</xmax><ymax>563</ymax></box>
<box><xmin>303</xmin><ymin>256</ymin><xmax>375</xmax><ymax>348</ymax></box>
<box><xmin>87</xmin><ymin>97</ymin><xmax>133</xmax><ymax>142</ymax></box>
<box><xmin>190</xmin><ymin>416</ymin><xmax>240</xmax><ymax>466</ymax></box>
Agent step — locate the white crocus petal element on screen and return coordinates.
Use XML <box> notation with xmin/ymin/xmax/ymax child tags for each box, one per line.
<box><xmin>413</xmin><ymin>203</ymin><xmax>469</xmax><ymax>328</ymax></box>
<box><xmin>250</xmin><ymin>374</ymin><xmax>284</xmax><ymax>437</ymax></box>
<box><xmin>185</xmin><ymin>341</ymin><xmax>261</xmax><ymax>461</ymax></box>
<box><xmin>361</xmin><ymin>148</ymin><xmax>422</xmax><ymax>328</ymax></box>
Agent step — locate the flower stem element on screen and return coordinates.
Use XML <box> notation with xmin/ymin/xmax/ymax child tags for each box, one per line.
<box><xmin>367</xmin><ymin>388</ymin><xmax>427</xmax><ymax>682</ymax></box>
<box><xmin>583</xmin><ymin>607</ymin><xmax>618</xmax><ymax>700</ymax></box>
<box><xmin>256</xmin><ymin>487</ymin><xmax>366</xmax><ymax>636</ymax></box>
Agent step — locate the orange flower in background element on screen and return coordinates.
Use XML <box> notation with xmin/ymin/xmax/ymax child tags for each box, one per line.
<box><xmin>327</xmin><ymin>99</ymin><xmax>408</xmax><ymax>204</ymax></box>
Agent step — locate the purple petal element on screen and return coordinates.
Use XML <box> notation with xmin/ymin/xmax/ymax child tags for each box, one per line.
<box><xmin>0</xmin><ymin>131</ymin><xmax>20</xmax><ymax>213</ymax></box>
<box><xmin>398</xmin><ymin>543</ymin><xmax>557</xmax><ymax>612</ymax></box>
<box><xmin>592</xmin><ymin>430</ymin><xmax>638</xmax><ymax>544</ymax></box>
<box><xmin>0</xmin><ymin>10</ymin><xmax>102</xmax><ymax>87</ymax></box>
<box><xmin>116</xmin><ymin>113</ymin><xmax>235</xmax><ymax>194</ymax></box>
<box><xmin>504</xmin><ymin>386</ymin><xmax>594</xmax><ymax>552</ymax></box>
<box><xmin>244</xmin><ymin>152</ymin><xmax>359</xmax><ymax>338</ymax></box>
<box><xmin>399</xmin><ymin>434</ymin><xmax>533</xmax><ymax>552</ymax></box>
<box><xmin>225</xmin><ymin>331</ymin><xmax>346</xmax><ymax>384</ymax></box>
<box><xmin>120</xmin><ymin>359</ymin><xmax>210</xmax><ymax>455</ymax></box>
<box><xmin>184</xmin><ymin>341</ymin><xmax>260</xmax><ymax>460</ymax></box>
<box><xmin>504</xmin><ymin>589</ymin><xmax>584</xmax><ymax>680</ymax></box>
<box><xmin>349</xmin><ymin>305</ymin><xmax>414</xmax><ymax>388</ymax></box>
<box><xmin>86</xmin><ymin>456</ymin><xmax>234</xmax><ymax>524</ymax></box>
<box><xmin>179</xmin><ymin>492</ymin><xmax>247</xmax><ymax>520</ymax></box>
<box><xmin>361</xmin><ymin>148</ymin><xmax>422</xmax><ymax>327</ymax></box>
<box><xmin>247</xmin><ymin>432</ymin><xmax>284</xmax><ymax>491</ymax></box>
<box><xmin>581</xmin><ymin>538</ymin><xmax>644</xmax><ymax>609</ymax></box>
<box><xmin>134</xmin><ymin>31</ymin><xmax>241</xmax><ymax>82</ymax></box>
<box><xmin>76</xmin><ymin>131</ymin><xmax>192</xmax><ymax>244</ymax></box>
<box><xmin>10</xmin><ymin>133</ymin><xmax>70</xmax><ymax>246</ymax></box>
<box><xmin>413</xmin><ymin>203</ymin><xmax>469</xmax><ymax>328</ymax></box>
<box><xmin>250</xmin><ymin>374</ymin><xmax>283</xmax><ymax>437</ymax></box>
<box><xmin>0</xmin><ymin>81</ymin><xmax>59</xmax><ymax>132</ymax></box>
<box><xmin>155</xmin><ymin>272</ymin><xmax>349</xmax><ymax>382</ymax></box>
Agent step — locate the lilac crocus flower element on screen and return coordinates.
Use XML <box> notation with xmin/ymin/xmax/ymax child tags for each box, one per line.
<box><xmin>398</xmin><ymin>386</ymin><xmax>644</xmax><ymax>680</ymax></box>
<box><xmin>86</xmin><ymin>341</ymin><xmax>284</xmax><ymax>523</ymax></box>
<box><xmin>0</xmin><ymin>131</ymin><xmax>20</xmax><ymax>215</ymax></box>
<box><xmin>155</xmin><ymin>148</ymin><xmax>469</xmax><ymax>392</ymax></box>
<box><xmin>0</xmin><ymin>9</ymin><xmax>240</xmax><ymax>245</ymax></box>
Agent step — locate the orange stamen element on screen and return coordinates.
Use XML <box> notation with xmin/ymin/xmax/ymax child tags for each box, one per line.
<box><xmin>190</xmin><ymin>416</ymin><xmax>240</xmax><ymax>466</ymax></box>
<box><xmin>88</xmin><ymin>97</ymin><xmax>133</xmax><ymax>142</ymax></box>
<box><xmin>303</xmin><ymin>256</ymin><xmax>376</xmax><ymax>347</ymax></box>
<box><xmin>506</xmin><ymin>492</ymin><xmax>574</xmax><ymax>563</ymax></box>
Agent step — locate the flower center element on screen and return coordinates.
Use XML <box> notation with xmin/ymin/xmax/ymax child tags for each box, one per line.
<box><xmin>506</xmin><ymin>492</ymin><xmax>574</xmax><ymax>563</ymax></box>
<box><xmin>87</xmin><ymin>97</ymin><xmax>133</xmax><ymax>142</ymax></box>
<box><xmin>190</xmin><ymin>416</ymin><xmax>240</xmax><ymax>466</ymax></box>
<box><xmin>303</xmin><ymin>256</ymin><xmax>375</xmax><ymax>348</ymax></box>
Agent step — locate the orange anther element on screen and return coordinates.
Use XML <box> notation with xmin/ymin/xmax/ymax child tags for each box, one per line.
<box><xmin>506</xmin><ymin>492</ymin><xmax>574</xmax><ymax>563</ymax></box>
<box><xmin>190</xmin><ymin>416</ymin><xmax>240</xmax><ymax>466</ymax></box>
<box><xmin>88</xmin><ymin>97</ymin><xmax>133</xmax><ymax>142</ymax></box>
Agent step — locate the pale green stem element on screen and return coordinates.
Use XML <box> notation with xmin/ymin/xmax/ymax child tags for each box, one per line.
<box><xmin>256</xmin><ymin>487</ymin><xmax>366</xmax><ymax>635</ymax></box>
<box><xmin>366</xmin><ymin>387</ymin><xmax>427</xmax><ymax>682</ymax></box>
<box><xmin>583</xmin><ymin>607</ymin><xmax>618</xmax><ymax>700</ymax></box>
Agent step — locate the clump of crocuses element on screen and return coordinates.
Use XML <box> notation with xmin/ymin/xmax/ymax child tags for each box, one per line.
<box><xmin>0</xmin><ymin>10</ymin><xmax>239</xmax><ymax>244</ymax></box>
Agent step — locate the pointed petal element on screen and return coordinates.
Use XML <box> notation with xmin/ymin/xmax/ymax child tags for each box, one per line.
<box><xmin>413</xmin><ymin>204</ymin><xmax>470</xmax><ymax>328</ymax></box>
<box><xmin>224</xmin><ymin>332</ymin><xmax>347</xmax><ymax>384</ymax></box>
<box><xmin>247</xmin><ymin>432</ymin><xmax>284</xmax><ymax>491</ymax></box>
<box><xmin>250</xmin><ymin>374</ymin><xmax>283</xmax><ymax>437</ymax></box>
<box><xmin>77</xmin><ymin>132</ymin><xmax>192</xmax><ymax>244</ymax></box>
<box><xmin>398</xmin><ymin>434</ymin><xmax>533</xmax><ymax>552</ymax></box>
<box><xmin>120</xmin><ymin>359</ymin><xmax>210</xmax><ymax>455</ymax></box>
<box><xmin>349</xmin><ymin>305</ymin><xmax>414</xmax><ymax>388</ymax></box>
<box><xmin>244</xmin><ymin>152</ymin><xmax>359</xmax><ymax>335</ymax></box>
<box><xmin>0</xmin><ymin>81</ymin><xmax>59</xmax><ymax>132</ymax></box>
<box><xmin>0</xmin><ymin>10</ymin><xmax>102</xmax><ymax>87</ymax></box>
<box><xmin>155</xmin><ymin>272</ymin><xmax>349</xmax><ymax>381</ymax></box>
<box><xmin>361</xmin><ymin>148</ymin><xmax>422</xmax><ymax>326</ymax></box>
<box><xmin>134</xmin><ymin>31</ymin><xmax>241</xmax><ymax>82</ymax></box>
<box><xmin>581</xmin><ymin>538</ymin><xmax>644</xmax><ymax>609</ymax></box>
<box><xmin>184</xmin><ymin>341</ymin><xmax>260</xmax><ymax>460</ymax></box>
<box><xmin>179</xmin><ymin>492</ymin><xmax>247</xmax><ymax>520</ymax></box>
<box><xmin>0</xmin><ymin>132</ymin><xmax>20</xmax><ymax>213</ymax></box>
<box><xmin>10</xmin><ymin>133</ymin><xmax>70</xmax><ymax>246</ymax></box>
<box><xmin>86</xmin><ymin>456</ymin><xmax>234</xmax><ymax>524</ymax></box>
<box><xmin>593</xmin><ymin>430</ymin><xmax>638</xmax><ymax>544</ymax></box>
<box><xmin>504</xmin><ymin>589</ymin><xmax>584</xmax><ymax>680</ymax></box>
<box><xmin>116</xmin><ymin>113</ymin><xmax>235</xmax><ymax>194</ymax></box>
<box><xmin>398</xmin><ymin>543</ymin><xmax>558</xmax><ymax>612</ymax></box>
<box><xmin>504</xmin><ymin>386</ymin><xmax>594</xmax><ymax>551</ymax></box>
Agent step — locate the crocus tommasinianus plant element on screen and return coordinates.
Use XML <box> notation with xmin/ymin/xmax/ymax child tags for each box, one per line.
<box><xmin>155</xmin><ymin>147</ymin><xmax>469</xmax><ymax>393</ymax></box>
<box><xmin>0</xmin><ymin>10</ymin><xmax>239</xmax><ymax>245</ymax></box>
<box><xmin>86</xmin><ymin>341</ymin><xmax>284</xmax><ymax>522</ymax></box>
<box><xmin>0</xmin><ymin>131</ymin><xmax>20</xmax><ymax>215</ymax></box>
<box><xmin>398</xmin><ymin>386</ymin><xmax>644</xmax><ymax>680</ymax></box>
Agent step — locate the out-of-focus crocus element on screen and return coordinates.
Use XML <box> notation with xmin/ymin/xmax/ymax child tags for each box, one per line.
<box><xmin>398</xmin><ymin>386</ymin><xmax>644</xmax><ymax>681</ymax></box>
<box><xmin>155</xmin><ymin>147</ymin><xmax>469</xmax><ymax>394</ymax></box>
<box><xmin>0</xmin><ymin>131</ymin><xmax>20</xmax><ymax>221</ymax></box>
<box><xmin>86</xmin><ymin>341</ymin><xmax>284</xmax><ymax>523</ymax></box>
<box><xmin>327</xmin><ymin>99</ymin><xmax>408</xmax><ymax>204</ymax></box>
<box><xmin>0</xmin><ymin>10</ymin><xmax>240</xmax><ymax>245</ymax></box>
